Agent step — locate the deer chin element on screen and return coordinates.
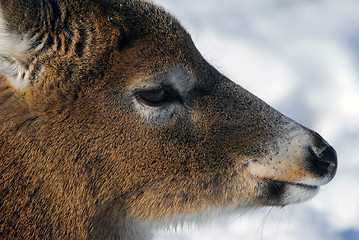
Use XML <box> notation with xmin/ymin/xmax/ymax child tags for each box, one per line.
<box><xmin>258</xmin><ymin>179</ymin><xmax>320</xmax><ymax>206</ymax></box>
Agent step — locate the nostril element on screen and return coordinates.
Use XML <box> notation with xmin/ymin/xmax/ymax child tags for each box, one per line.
<box><xmin>308</xmin><ymin>146</ymin><xmax>338</xmax><ymax>178</ymax></box>
<box><xmin>319</xmin><ymin>146</ymin><xmax>338</xmax><ymax>167</ymax></box>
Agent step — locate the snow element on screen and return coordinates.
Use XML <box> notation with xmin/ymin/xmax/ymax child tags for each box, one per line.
<box><xmin>151</xmin><ymin>0</ymin><xmax>359</xmax><ymax>239</ymax></box>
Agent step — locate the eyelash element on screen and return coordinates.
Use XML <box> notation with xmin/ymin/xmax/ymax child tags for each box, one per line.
<box><xmin>135</xmin><ymin>87</ymin><xmax>180</xmax><ymax>107</ymax></box>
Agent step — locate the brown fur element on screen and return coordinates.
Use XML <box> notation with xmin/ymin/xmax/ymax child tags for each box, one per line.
<box><xmin>0</xmin><ymin>0</ymin><xmax>337</xmax><ymax>239</ymax></box>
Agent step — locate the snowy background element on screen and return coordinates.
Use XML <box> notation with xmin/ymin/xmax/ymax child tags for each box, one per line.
<box><xmin>151</xmin><ymin>0</ymin><xmax>359</xmax><ymax>239</ymax></box>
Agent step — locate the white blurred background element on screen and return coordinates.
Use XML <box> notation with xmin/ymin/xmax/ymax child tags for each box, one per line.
<box><xmin>151</xmin><ymin>0</ymin><xmax>359</xmax><ymax>239</ymax></box>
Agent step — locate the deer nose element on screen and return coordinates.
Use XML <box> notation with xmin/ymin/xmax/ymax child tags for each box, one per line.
<box><xmin>309</xmin><ymin>145</ymin><xmax>338</xmax><ymax>181</ymax></box>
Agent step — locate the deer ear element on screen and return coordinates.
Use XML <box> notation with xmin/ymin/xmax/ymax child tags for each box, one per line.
<box><xmin>0</xmin><ymin>14</ymin><xmax>36</xmax><ymax>89</ymax></box>
<box><xmin>0</xmin><ymin>0</ymin><xmax>57</xmax><ymax>89</ymax></box>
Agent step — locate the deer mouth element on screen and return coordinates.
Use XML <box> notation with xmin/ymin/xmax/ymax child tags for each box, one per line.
<box><xmin>259</xmin><ymin>179</ymin><xmax>320</xmax><ymax>206</ymax></box>
<box><xmin>287</xmin><ymin>181</ymin><xmax>318</xmax><ymax>191</ymax></box>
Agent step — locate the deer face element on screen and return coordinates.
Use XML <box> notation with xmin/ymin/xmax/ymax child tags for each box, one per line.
<box><xmin>0</xmin><ymin>0</ymin><xmax>337</xmax><ymax>238</ymax></box>
<box><xmin>82</xmin><ymin>15</ymin><xmax>337</xmax><ymax>219</ymax></box>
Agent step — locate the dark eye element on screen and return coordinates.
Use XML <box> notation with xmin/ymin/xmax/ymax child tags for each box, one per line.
<box><xmin>135</xmin><ymin>88</ymin><xmax>179</xmax><ymax>107</ymax></box>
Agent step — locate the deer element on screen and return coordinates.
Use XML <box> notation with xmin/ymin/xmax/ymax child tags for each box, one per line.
<box><xmin>0</xmin><ymin>0</ymin><xmax>337</xmax><ymax>239</ymax></box>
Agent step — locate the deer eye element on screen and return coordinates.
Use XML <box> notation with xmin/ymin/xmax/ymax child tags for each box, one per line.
<box><xmin>135</xmin><ymin>87</ymin><xmax>179</xmax><ymax>107</ymax></box>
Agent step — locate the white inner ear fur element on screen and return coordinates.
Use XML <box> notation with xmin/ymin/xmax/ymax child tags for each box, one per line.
<box><xmin>0</xmin><ymin>11</ymin><xmax>40</xmax><ymax>89</ymax></box>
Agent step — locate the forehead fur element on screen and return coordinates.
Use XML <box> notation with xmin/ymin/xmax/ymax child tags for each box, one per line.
<box><xmin>99</xmin><ymin>0</ymin><xmax>189</xmax><ymax>47</ymax></box>
<box><xmin>0</xmin><ymin>0</ymin><xmax>187</xmax><ymax>40</ymax></box>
